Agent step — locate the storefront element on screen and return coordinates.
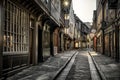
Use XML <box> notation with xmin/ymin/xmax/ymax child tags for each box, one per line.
<box><xmin>0</xmin><ymin>0</ymin><xmax>61</xmax><ymax>78</ymax></box>
<box><xmin>104</xmin><ymin>25</ymin><xmax>115</xmax><ymax>57</ymax></box>
<box><xmin>2</xmin><ymin>0</ymin><xmax>30</xmax><ymax>75</ymax></box>
<box><xmin>75</xmin><ymin>41</ymin><xmax>79</xmax><ymax>49</ymax></box>
<box><xmin>0</xmin><ymin>0</ymin><xmax>45</xmax><ymax>77</ymax></box>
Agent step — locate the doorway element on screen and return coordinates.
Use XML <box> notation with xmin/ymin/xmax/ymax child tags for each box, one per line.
<box><xmin>38</xmin><ymin>28</ymin><xmax>43</xmax><ymax>62</ymax></box>
<box><xmin>29</xmin><ymin>19</ymin><xmax>34</xmax><ymax>65</ymax></box>
<box><xmin>29</xmin><ymin>28</ymin><xmax>34</xmax><ymax>64</ymax></box>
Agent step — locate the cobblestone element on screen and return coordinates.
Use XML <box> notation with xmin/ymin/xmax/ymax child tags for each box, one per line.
<box><xmin>7</xmin><ymin>51</ymin><xmax>76</xmax><ymax>80</ymax></box>
<box><xmin>66</xmin><ymin>51</ymin><xmax>91</xmax><ymax>80</ymax></box>
<box><xmin>89</xmin><ymin>51</ymin><xmax>120</xmax><ymax>80</ymax></box>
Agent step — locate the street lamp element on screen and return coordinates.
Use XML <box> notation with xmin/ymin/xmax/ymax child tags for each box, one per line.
<box><xmin>63</xmin><ymin>0</ymin><xmax>69</xmax><ymax>7</ymax></box>
<box><xmin>64</xmin><ymin>14</ymin><xmax>69</xmax><ymax>20</ymax></box>
<box><xmin>64</xmin><ymin>14</ymin><xmax>69</xmax><ymax>28</ymax></box>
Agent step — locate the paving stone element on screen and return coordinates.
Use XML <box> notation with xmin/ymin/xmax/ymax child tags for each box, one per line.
<box><xmin>7</xmin><ymin>51</ymin><xmax>76</xmax><ymax>80</ymax></box>
<box><xmin>66</xmin><ymin>51</ymin><xmax>91</xmax><ymax>80</ymax></box>
<box><xmin>89</xmin><ymin>51</ymin><xmax>120</xmax><ymax>80</ymax></box>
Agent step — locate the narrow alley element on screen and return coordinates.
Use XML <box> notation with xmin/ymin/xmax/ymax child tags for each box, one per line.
<box><xmin>0</xmin><ymin>0</ymin><xmax>120</xmax><ymax>80</ymax></box>
<box><xmin>5</xmin><ymin>49</ymin><xmax>120</xmax><ymax>80</ymax></box>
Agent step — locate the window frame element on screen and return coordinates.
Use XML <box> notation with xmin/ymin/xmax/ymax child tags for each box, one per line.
<box><xmin>3</xmin><ymin>0</ymin><xmax>29</xmax><ymax>55</ymax></box>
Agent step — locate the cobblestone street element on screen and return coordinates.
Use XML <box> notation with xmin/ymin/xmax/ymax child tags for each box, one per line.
<box><xmin>66</xmin><ymin>51</ymin><xmax>91</xmax><ymax>80</ymax></box>
<box><xmin>0</xmin><ymin>0</ymin><xmax>120</xmax><ymax>80</ymax></box>
<box><xmin>7</xmin><ymin>50</ymin><xmax>76</xmax><ymax>80</ymax></box>
<box><xmin>5</xmin><ymin>49</ymin><xmax>120</xmax><ymax>80</ymax></box>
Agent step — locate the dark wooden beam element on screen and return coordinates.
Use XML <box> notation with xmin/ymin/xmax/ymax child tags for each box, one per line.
<box><xmin>115</xmin><ymin>10</ymin><xmax>119</xmax><ymax>62</ymax></box>
<box><xmin>0</xmin><ymin>0</ymin><xmax>4</xmax><ymax>78</ymax></box>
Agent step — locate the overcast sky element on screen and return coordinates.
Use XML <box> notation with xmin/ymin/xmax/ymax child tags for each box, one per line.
<box><xmin>73</xmin><ymin>0</ymin><xmax>96</xmax><ymax>22</ymax></box>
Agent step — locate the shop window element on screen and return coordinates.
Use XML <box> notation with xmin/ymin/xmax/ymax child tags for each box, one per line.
<box><xmin>3</xmin><ymin>0</ymin><xmax>29</xmax><ymax>53</ymax></box>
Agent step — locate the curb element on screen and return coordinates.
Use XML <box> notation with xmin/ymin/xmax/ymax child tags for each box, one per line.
<box><xmin>88</xmin><ymin>51</ymin><xmax>107</xmax><ymax>80</ymax></box>
<box><xmin>52</xmin><ymin>51</ymin><xmax>77</xmax><ymax>80</ymax></box>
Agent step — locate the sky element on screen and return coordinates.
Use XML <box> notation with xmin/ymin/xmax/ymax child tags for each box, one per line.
<box><xmin>73</xmin><ymin>0</ymin><xmax>96</xmax><ymax>22</ymax></box>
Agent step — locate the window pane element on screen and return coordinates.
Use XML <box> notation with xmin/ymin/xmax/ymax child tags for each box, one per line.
<box><xmin>3</xmin><ymin>0</ymin><xmax>29</xmax><ymax>53</ymax></box>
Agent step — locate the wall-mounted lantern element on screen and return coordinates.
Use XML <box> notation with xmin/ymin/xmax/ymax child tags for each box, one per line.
<box><xmin>63</xmin><ymin>0</ymin><xmax>69</xmax><ymax>7</ymax></box>
<box><xmin>64</xmin><ymin>13</ymin><xmax>69</xmax><ymax>28</ymax></box>
<box><xmin>64</xmin><ymin>14</ymin><xmax>69</xmax><ymax>20</ymax></box>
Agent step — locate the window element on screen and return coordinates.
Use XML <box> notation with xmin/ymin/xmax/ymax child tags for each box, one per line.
<box><xmin>45</xmin><ymin>0</ymin><xmax>49</xmax><ymax>3</ymax></box>
<box><xmin>3</xmin><ymin>0</ymin><xmax>29</xmax><ymax>53</ymax></box>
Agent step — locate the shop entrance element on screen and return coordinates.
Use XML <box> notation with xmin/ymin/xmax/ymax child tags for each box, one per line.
<box><xmin>38</xmin><ymin>28</ymin><xmax>43</xmax><ymax>62</ymax></box>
